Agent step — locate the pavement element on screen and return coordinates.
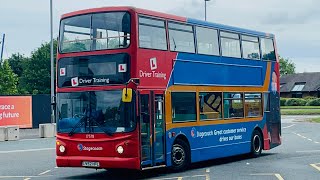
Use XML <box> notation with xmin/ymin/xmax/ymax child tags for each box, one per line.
<box><xmin>0</xmin><ymin>115</ymin><xmax>320</xmax><ymax>179</ymax></box>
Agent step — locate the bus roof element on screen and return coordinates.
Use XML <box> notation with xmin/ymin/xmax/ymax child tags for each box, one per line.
<box><xmin>61</xmin><ymin>6</ymin><xmax>274</xmax><ymax>38</ymax></box>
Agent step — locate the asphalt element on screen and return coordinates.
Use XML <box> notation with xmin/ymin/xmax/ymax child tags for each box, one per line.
<box><xmin>0</xmin><ymin>115</ymin><xmax>320</xmax><ymax>179</ymax></box>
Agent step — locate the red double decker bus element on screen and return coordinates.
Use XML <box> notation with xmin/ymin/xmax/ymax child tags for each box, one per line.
<box><xmin>56</xmin><ymin>6</ymin><xmax>281</xmax><ymax>171</ymax></box>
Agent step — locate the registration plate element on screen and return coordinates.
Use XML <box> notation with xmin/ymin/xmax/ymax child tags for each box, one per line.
<box><xmin>82</xmin><ymin>161</ymin><xmax>100</xmax><ymax>167</ymax></box>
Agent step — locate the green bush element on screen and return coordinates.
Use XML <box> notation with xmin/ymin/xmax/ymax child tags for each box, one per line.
<box><xmin>303</xmin><ymin>96</ymin><xmax>316</xmax><ymax>103</ymax></box>
<box><xmin>285</xmin><ymin>98</ymin><xmax>307</xmax><ymax>106</ymax></box>
<box><xmin>280</xmin><ymin>98</ymin><xmax>287</xmax><ymax>106</ymax></box>
<box><xmin>307</xmin><ymin>98</ymin><xmax>320</xmax><ymax>106</ymax></box>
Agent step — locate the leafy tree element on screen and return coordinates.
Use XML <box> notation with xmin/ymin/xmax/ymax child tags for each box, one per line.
<box><xmin>7</xmin><ymin>53</ymin><xmax>27</xmax><ymax>77</ymax></box>
<box><xmin>0</xmin><ymin>60</ymin><xmax>18</xmax><ymax>95</ymax></box>
<box><xmin>279</xmin><ymin>56</ymin><xmax>295</xmax><ymax>76</ymax></box>
<box><xmin>20</xmin><ymin>40</ymin><xmax>57</xmax><ymax>94</ymax></box>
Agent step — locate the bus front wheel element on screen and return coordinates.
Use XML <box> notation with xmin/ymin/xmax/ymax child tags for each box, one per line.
<box><xmin>171</xmin><ymin>139</ymin><xmax>190</xmax><ymax>171</ymax></box>
<box><xmin>251</xmin><ymin>130</ymin><xmax>263</xmax><ymax>158</ymax></box>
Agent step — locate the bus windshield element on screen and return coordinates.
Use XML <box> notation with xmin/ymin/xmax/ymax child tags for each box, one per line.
<box><xmin>57</xmin><ymin>90</ymin><xmax>135</xmax><ymax>134</ymax></box>
<box><xmin>59</xmin><ymin>12</ymin><xmax>131</xmax><ymax>53</ymax></box>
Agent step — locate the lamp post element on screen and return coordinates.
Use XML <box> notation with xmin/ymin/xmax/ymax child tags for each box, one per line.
<box><xmin>0</xmin><ymin>34</ymin><xmax>5</xmax><ymax>64</ymax></box>
<box><xmin>205</xmin><ymin>0</ymin><xmax>211</xmax><ymax>21</ymax></box>
<box><xmin>50</xmin><ymin>0</ymin><xmax>55</xmax><ymax>123</ymax></box>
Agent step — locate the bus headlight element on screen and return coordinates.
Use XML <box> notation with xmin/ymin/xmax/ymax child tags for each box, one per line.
<box><xmin>117</xmin><ymin>145</ymin><xmax>124</xmax><ymax>154</ymax></box>
<box><xmin>59</xmin><ymin>145</ymin><xmax>66</xmax><ymax>153</ymax></box>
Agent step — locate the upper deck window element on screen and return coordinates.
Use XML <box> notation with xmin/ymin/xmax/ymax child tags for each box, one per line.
<box><xmin>196</xmin><ymin>27</ymin><xmax>219</xmax><ymax>56</ymax></box>
<box><xmin>60</xmin><ymin>12</ymin><xmax>131</xmax><ymax>53</ymax></box>
<box><xmin>242</xmin><ymin>35</ymin><xmax>260</xmax><ymax>60</ymax></box>
<box><xmin>139</xmin><ymin>17</ymin><xmax>167</xmax><ymax>50</ymax></box>
<box><xmin>168</xmin><ymin>22</ymin><xmax>195</xmax><ymax>53</ymax></box>
<box><xmin>220</xmin><ymin>31</ymin><xmax>241</xmax><ymax>58</ymax></box>
<box><xmin>261</xmin><ymin>38</ymin><xmax>276</xmax><ymax>61</ymax></box>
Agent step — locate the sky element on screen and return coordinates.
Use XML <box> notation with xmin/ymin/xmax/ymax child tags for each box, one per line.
<box><xmin>0</xmin><ymin>0</ymin><xmax>319</xmax><ymax>73</ymax></box>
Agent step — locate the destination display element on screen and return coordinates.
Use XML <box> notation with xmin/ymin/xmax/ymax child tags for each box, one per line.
<box><xmin>58</xmin><ymin>54</ymin><xmax>130</xmax><ymax>87</ymax></box>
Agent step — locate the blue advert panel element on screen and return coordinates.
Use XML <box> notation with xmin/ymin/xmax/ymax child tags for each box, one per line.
<box><xmin>166</xmin><ymin>120</ymin><xmax>266</xmax><ymax>166</ymax></box>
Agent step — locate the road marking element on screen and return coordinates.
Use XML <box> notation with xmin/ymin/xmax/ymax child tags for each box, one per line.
<box><xmin>54</xmin><ymin>167</ymin><xmax>59</xmax><ymax>169</ymax></box>
<box><xmin>0</xmin><ymin>176</ymin><xmax>51</xmax><ymax>179</ymax></box>
<box><xmin>152</xmin><ymin>175</ymin><xmax>206</xmax><ymax>180</ymax></box>
<box><xmin>24</xmin><ymin>178</ymin><xmax>31</xmax><ymax>180</ymax></box>
<box><xmin>275</xmin><ymin>174</ymin><xmax>284</xmax><ymax>180</ymax></box>
<box><xmin>296</xmin><ymin>150</ymin><xmax>320</xmax><ymax>153</ymax></box>
<box><xmin>0</xmin><ymin>148</ymin><xmax>55</xmax><ymax>154</ymax></box>
<box><xmin>206</xmin><ymin>168</ymin><xmax>210</xmax><ymax>173</ymax></box>
<box><xmin>315</xmin><ymin>142</ymin><xmax>320</xmax><ymax>144</ymax></box>
<box><xmin>310</xmin><ymin>163</ymin><xmax>320</xmax><ymax>172</ymax></box>
<box><xmin>205</xmin><ymin>174</ymin><xmax>210</xmax><ymax>180</ymax></box>
<box><xmin>19</xmin><ymin>138</ymin><xmax>40</xmax><ymax>142</ymax></box>
<box><xmin>251</xmin><ymin>173</ymin><xmax>284</xmax><ymax>180</ymax></box>
<box><xmin>283</xmin><ymin>124</ymin><xmax>296</xmax><ymax>129</ymax></box>
<box><xmin>307</xmin><ymin>138</ymin><xmax>313</xmax><ymax>141</ymax></box>
<box><xmin>38</xmin><ymin>170</ymin><xmax>51</xmax><ymax>176</ymax></box>
<box><xmin>0</xmin><ymin>176</ymin><xmax>35</xmax><ymax>179</ymax></box>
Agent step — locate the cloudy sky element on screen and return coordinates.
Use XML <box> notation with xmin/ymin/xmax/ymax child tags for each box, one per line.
<box><xmin>0</xmin><ymin>0</ymin><xmax>319</xmax><ymax>72</ymax></box>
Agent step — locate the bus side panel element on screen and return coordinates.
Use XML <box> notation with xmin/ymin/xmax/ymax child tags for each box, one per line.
<box><xmin>166</xmin><ymin>120</ymin><xmax>266</xmax><ymax>166</ymax></box>
<box><xmin>265</xmin><ymin>61</ymin><xmax>281</xmax><ymax>149</ymax></box>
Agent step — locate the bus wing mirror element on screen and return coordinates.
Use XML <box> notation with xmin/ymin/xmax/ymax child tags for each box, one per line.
<box><xmin>122</xmin><ymin>88</ymin><xmax>133</xmax><ymax>103</ymax></box>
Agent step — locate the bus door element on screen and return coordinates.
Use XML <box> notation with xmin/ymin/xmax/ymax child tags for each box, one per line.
<box><xmin>140</xmin><ymin>91</ymin><xmax>165</xmax><ymax>168</ymax></box>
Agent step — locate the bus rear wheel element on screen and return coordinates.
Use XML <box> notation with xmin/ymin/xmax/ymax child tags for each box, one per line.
<box><xmin>171</xmin><ymin>139</ymin><xmax>190</xmax><ymax>171</ymax></box>
<box><xmin>251</xmin><ymin>130</ymin><xmax>263</xmax><ymax>158</ymax></box>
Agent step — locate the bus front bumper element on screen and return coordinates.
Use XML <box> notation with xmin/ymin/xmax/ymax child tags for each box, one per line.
<box><xmin>56</xmin><ymin>156</ymin><xmax>140</xmax><ymax>170</ymax></box>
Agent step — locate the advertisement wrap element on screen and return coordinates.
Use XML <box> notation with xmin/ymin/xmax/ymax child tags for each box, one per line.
<box><xmin>0</xmin><ymin>96</ymin><xmax>32</xmax><ymax>128</ymax></box>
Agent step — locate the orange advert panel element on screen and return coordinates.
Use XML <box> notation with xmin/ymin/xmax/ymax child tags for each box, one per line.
<box><xmin>0</xmin><ymin>96</ymin><xmax>32</xmax><ymax>128</ymax></box>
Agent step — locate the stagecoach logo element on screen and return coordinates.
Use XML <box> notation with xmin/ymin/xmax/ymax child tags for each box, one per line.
<box><xmin>71</xmin><ymin>77</ymin><xmax>79</xmax><ymax>87</ymax></box>
<box><xmin>191</xmin><ymin>127</ymin><xmax>196</xmax><ymax>138</ymax></box>
<box><xmin>150</xmin><ymin>57</ymin><xmax>157</xmax><ymax>70</ymax></box>
<box><xmin>77</xmin><ymin>144</ymin><xmax>103</xmax><ymax>151</ymax></box>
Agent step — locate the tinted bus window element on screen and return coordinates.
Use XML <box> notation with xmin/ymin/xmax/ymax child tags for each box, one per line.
<box><xmin>245</xmin><ymin>93</ymin><xmax>262</xmax><ymax>117</ymax></box>
<box><xmin>168</xmin><ymin>22</ymin><xmax>195</xmax><ymax>53</ymax></box>
<box><xmin>196</xmin><ymin>27</ymin><xmax>219</xmax><ymax>56</ymax></box>
<box><xmin>60</xmin><ymin>12</ymin><xmax>131</xmax><ymax>53</ymax></box>
<box><xmin>199</xmin><ymin>92</ymin><xmax>222</xmax><ymax>120</ymax></box>
<box><xmin>139</xmin><ymin>17</ymin><xmax>167</xmax><ymax>50</ymax></box>
<box><xmin>172</xmin><ymin>92</ymin><xmax>196</xmax><ymax>122</ymax></box>
<box><xmin>223</xmin><ymin>92</ymin><xmax>244</xmax><ymax>118</ymax></box>
<box><xmin>242</xmin><ymin>35</ymin><xmax>260</xmax><ymax>60</ymax></box>
<box><xmin>220</xmin><ymin>31</ymin><xmax>241</xmax><ymax>58</ymax></box>
<box><xmin>261</xmin><ymin>38</ymin><xmax>276</xmax><ymax>61</ymax></box>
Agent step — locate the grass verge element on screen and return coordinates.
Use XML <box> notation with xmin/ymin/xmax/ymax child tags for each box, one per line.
<box><xmin>281</xmin><ymin>108</ymin><xmax>320</xmax><ymax>115</ymax></box>
<box><xmin>281</xmin><ymin>106</ymin><xmax>320</xmax><ymax>109</ymax></box>
<box><xmin>308</xmin><ymin>117</ymin><xmax>320</xmax><ymax>123</ymax></box>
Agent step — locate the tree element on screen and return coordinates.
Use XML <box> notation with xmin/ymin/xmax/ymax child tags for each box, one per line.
<box><xmin>279</xmin><ymin>56</ymin><xmax>296</xmax><ymax>76</ymax></box>
<box><xmin>7</xmin><ymin>53</ymin><xmax>27</xmax><ymax>77</ymax></box>
<box><xmin>0</xmin><ymin>60</ymin><xmax>18</xmax><ymax>95</ymax></box>
<box><xmin>20</xmin><ymin>40</ymin><xmax>57</xmax><ymax>94</ymax></box>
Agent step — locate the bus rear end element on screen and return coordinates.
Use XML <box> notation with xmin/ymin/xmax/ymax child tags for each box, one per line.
<box><xmin>55</xmin><ymin>7</ymin><xmax>141</xmax><ymax>170</ymax></box>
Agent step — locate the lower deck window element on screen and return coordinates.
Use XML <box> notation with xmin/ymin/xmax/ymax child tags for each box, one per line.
<box><xmin>172</xmin><ymin>92</ymin><xmax>196</xmax><ymax>122</ymax></box>
<box><xmin>223</xmin><ymin>93</ymin><xmax>244</xmax><ymax>118</ymax></box>
<box><xmin>199</xmin><ymin>92</ymin><xmax>222</xmax><ymax>120</ymax></box>
<box><xmin>245</xmin><ymin>93</ymin><xmax>262</xmax><ymax>117</ymax></box>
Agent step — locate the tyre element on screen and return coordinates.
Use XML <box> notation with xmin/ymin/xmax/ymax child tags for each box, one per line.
<box><xmin>251</xmin><ymin>130</ymin><xmax>263</xmax><ymax>158</ymax></box>
<box><xmin>171</xmin><ymin>139</ymin><xmax>190</xmax><ymax>171</ymax></box>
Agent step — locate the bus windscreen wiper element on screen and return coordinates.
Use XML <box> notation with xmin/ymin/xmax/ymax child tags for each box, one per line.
<box><xmin>89</xmin><ymin>117</ymin><xmax>113</xmax><ymax>136</ymax></box>
<box><xmin>68</xmin><ymin>115</ymin><xmax>87</xmax><ymax>136</ymax></box>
